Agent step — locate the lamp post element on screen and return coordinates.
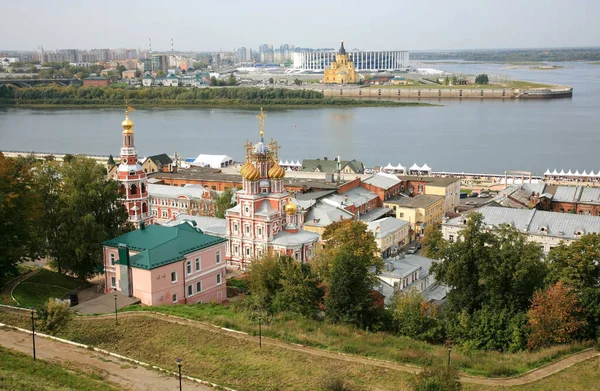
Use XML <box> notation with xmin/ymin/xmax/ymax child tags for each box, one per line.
<box><xmin>30</xmin><ymin>307</ymin><xmax>36</xmax><ymax>360</ymax></box>
<box><xmin>447</xmin><ymin>345</ymin><xmax>452</xmax><ymax>367</ymax></box>
<box><xmin>176</xmin><ymin>358</ymin><xmax>183</xmax><ymax>391</ymax></box>
<box><xmin>114</xmin><ymin>292</ymin><xmax>118</xmax><ymax>326</ymax></box>
<box><xmin>258</xmin><ymin>316</ymin><xmax>262</xmax><ymax>348</ymax></box>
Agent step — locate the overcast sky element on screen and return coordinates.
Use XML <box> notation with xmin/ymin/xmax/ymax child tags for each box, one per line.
<box><xmin>1</xmin><ymin>0</ymin><xmax>598</xmax><ymax>52</ymax></box>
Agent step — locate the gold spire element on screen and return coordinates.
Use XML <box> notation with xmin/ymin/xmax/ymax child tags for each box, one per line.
<box><xmin>256</xmin><ymin>107</ymin><xmax>267</xmax><ymax>139</ymax></box>
<box><xmin>121</xmin><ymin>100</ymin><xmax>135</xmax><ymax>134</ymax></box>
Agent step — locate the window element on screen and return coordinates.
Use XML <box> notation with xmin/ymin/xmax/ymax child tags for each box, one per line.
<box><xmin>245</xmin><ymin>247</ymin><xmax>251</xmax><ymax>256</ymax></box>
<box><xmin>171</xmin><ymin>271</ymin><xmax>177</xmax><ymax>283</ymax></box>
<box><xmin>262</xmin><ymin>188</ymin><xmax>267</xmax><ymax>194</ymax></box>
<box><xmin>399</xmin><ymin>213</ymin><xmax>404</xmax><ymax>218</ymax></box>
<box><xmin>449</xmin><ymin>235</ymin><xmax>454</xmax><ymax>242</ymax></box>
<box><xmin>187</xmin><ymin>285</ymin><xmax>193</xmax><ymax>296</ymax></box>
<box><xmin>233</xmin><ymin>223</ymin><xmax>238</xmax><ymax>233</ymax></box>
<box><xmin>217</xmin><ymin>273</ymin><xmax>222</xmax><ymax>285</ymax></box>
<box><xmin>245</xmin><ymin>225</ymin><xmax>250</xmax><ymax>235</ymax></box>
<box><xmin>186</xmin><ymin>261</ymin><xmax>191</xmax><ymax>275</ymax></box>
<box><xmin>110</xmin><ymin>276</ymin><xmax>116</xmax><ymax>288</ymax></box>
<box><xmin>195</xmin><ymin>257</ymin><xmax>201</xmax><ymax>271</ymax></box>
<box><xmin>110</xmin><ymin>253</ymin><xmax>115</xmax><ymax>265</ymax></box>
<box><xmin>196</xmin><ymin>281</ymin><xmax>202</xmax><ymax>293</ymax></box>
<box><xmin>258</xmin><ymin>227</ymin><xmax>262</xmax><ymax>236</ymax></box>
<box><xmin>211</xmin><ymin>186</ymin><xmax>217</xmax><ymax>190</ymax></box>
<box><xmin>172</xmin><ymin>294</ymin><xmax>178</xmax><ymax>303</ymax></box>
<box><xmin>215</xmin><ymin>250</ymin><xmax>221</xmax><ymax>264</ymax></box>
<box><xmin>162</xmin><ymin>211</ymin><xmax>168</xmax><ymax>218</ymax></box>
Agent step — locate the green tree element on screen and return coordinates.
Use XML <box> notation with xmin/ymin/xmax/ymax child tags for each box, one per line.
<box><xmin>319</xmin><ymin>220</ymin><xmax>382</xmax><ymax>327</ymax></box>
<box><xmin>272</xmin><ymin>257</ymin><xmax>321</xmax><ymax>317</ymax></box>
<box><xmin>451</xmin><ymin>75</ymin><xmax>458</xmax><ymax>85</ymax></box>
<box><xmin>116</xmin><ymin>65</ymin><xmax>127</xmax><ymax>74</ymax></box>
<box><xmin>0</xmin><ymin>154</ymin><xmax>39</xmax><ymax>278</ymax></box>
<box><xmin>475</xmin><ymin>74</ymin><xmax>489</xmax><ymax>85</ymax></box>
<box><xmin>43</xmin><ymin>158</ymin><xmax>130</xmax><ymax>278</ymax></box>
<box><xmin>268</xmin><ymin>77</ymin><xmax>274</xmax><ymax>84</ymax></box>
<box><xmin>247</xmin><ymin>254</ymin><xmax>282</xmax><ymax>314</ymax></box>
<box><xmin>444</xmin><ymin>76</ymin><xmax>450</xmax><ymax>86</ymax></box>
<box><xmin>294</xmin><ymin>78</ymin><xmax>302</xmax><ymax>86</ymax></box>
<box><xmin>391</xmin><ymin>290</ymin><xmax>443</xmax><ymax>343</ymax></box>
<box><xmin>37</xmin><ymin>298</ymin><xmax>73</xmax><ymax>335</ymax></box>
<box><xmin>545</xmin><ymin>233</ymin><xmax>600</xmax><ymax>292</ymax></box>
<box><xmin>421</xmin><ymin>223</ymin><xmax>445</xmax><ymax>258</ymax></box>
<box><xmin>214</xmin><ymin>187</ymin><xmax>235</xmax><ymax>218</ymax></box>
<box><xmin>227</xmin><ymin>74</ymin><xmax>238</xmax><ymax>86</ymax></box>
<box><xmin>413</xmin><ymin>365</ymin><xmax>462</xmax><ymax>391</ymax></box>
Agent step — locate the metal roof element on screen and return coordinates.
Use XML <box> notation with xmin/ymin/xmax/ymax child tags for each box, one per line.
<box><xmin>385</xmin><ymin>194</ymin><xmax>444</xmax><ymax>209</ymax></box>
<box><xmin>165</xmin><ymin>215</ymin><xmax>227</xmax><ymax>237</ymax></box>
<box><xmin>271</xmin><ymin>229</ymin><xmax>320</xmax><ymax>247</ymax></box>
<box><xmin>363</xmin><ymin>173</ymin><xmax>400</xmax><ymax>190</ymax></box>
<box><xmin>304</xmin><ymin>201</ymin><xmax>353</xmax><ymax>227</ymax></box>
<box><xmin>148</xmin><ymin>184</ymin><xmax>207</xmax><ymax>200</ymax></box>
<box><xmin>553</xmin><ymin>186</ymin><xmax>582</xmax><ymax>203</ymax></box>
<box><xmin>367</xmin><ymin>217</ymin><xmax>409</xmax><ymax>239</ymax></box>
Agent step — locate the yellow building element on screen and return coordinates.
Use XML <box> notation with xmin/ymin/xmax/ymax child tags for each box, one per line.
<box><xmin>383</xmin><ymin>195</ymin><xmax>445</xmax><ymax>238</ymax></box>
<box><xmin>323</xmin><ymin>40</ymin><xmax>359</xmax><ymax>84</ymax></box>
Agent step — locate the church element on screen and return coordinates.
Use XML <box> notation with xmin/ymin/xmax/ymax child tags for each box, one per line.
<box><xmin>224</xmin><ymin>108</ymin><xmax>320</xmax><ymax>269</ymax></box>
<box><xmin>323</xmin><ymin>40</ymin><xmax>359</xmax><ymax>84</ymax></box>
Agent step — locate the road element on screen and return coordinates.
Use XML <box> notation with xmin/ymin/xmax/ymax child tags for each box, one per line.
<box><xmin>0</xmin><ymin>327</ymin><xmax>213</xmax><ymax>391</ymax></box>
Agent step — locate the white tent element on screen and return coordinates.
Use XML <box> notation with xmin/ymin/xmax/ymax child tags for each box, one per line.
<box><xmin>559</xmin><ymin>169</ymin><xmax>566</xmax><ymax>175</ymax></box>
<box><xmin>551</xmin><ymin>169</ymin><xmax>559</xmax><ymax>175</ymax></box>
<box><xmin>395</xmin><ymin>163</ymin><xmax>405</xmax><ymax>172</ymax></box>
<box><xmin>284</xmin><ymin>160</ymin><xmax>290</xmax><ymax>166</ymax></box>
<box><xmin>566</xmin><ymin>169</ymin><xmax>574</xmax><ymax>176</ymax></box>
<box><xmin>295</xmin><ymin>160</ymin><xmax>301</xmax><ymax>166</ymax></box>
<box><xmin>409</xmin><ymin>163</ymin><xmax>420</xmax><ymax>171</ymax></box>
<box><xmin>582</xmin><ymin>170</ymin><xmax>588</xmax><ymax>177</ymax></box>
<box><xmin>279</xmin><ymin>160</ymin><xmax>284</xmax><ymax>165</ymax></box>
<box><xmin>191</xmin><ymin>154</ymin><xmax>234</xmax><ymax>168</ymax></box>
<box><xmin>544</xmin><ymin>169</ymin><xmax>551</xmax><ymax>176</ymax></box>
<box><xmin>574</xmin><ymin>170</ymin><xmax>581</xmax><ymax>176</ymax></box>
<box><xmin>383</xmin><ymin>163</ymin><xmax>395</xmax><ymax>171</ymax></box>
<box><xmin>420</xmin><ymin>163</ymin><xmax>432</xmax><ymax>172</ymax></box>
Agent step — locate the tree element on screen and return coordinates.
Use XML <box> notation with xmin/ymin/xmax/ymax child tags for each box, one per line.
<box><xmin>451</xmin><ymin>75</ymin><xmax>458</xmax><ymax>85</ymax></box>
<box><xmin>0</xmin><ymin>154</ymin><xmax>39</xmax><ymax>278</ymax></box>
<box><xmin>443</xmin><ymin>76</ymin><xmax>450</xmax><ymax>86</ymax></box>
<box><xmin>214</xmin><ymin>187</ymin><xmax>235</xmax><ymax>218</ymax></box>
<box><xmin>421</xmin><ymin>223</ymin><xmax>445</xmax><ymax>259</ymax></box>
<box><xmin>268</xmin><ymin>77</ymin><xmax>274</xmax><ymax>84</ymax></box>
<box><xmin>294</xmin><ymin>78</ymin><xmax>302</xmax><ymax>86</ymax></box>
<box><xmin>37</xmin><ymin>158</ymin><xmax>130</xmax><ymax>278</ymax></box>
<box><xmin>413</xmin><ymin>365</ymin><xmax>462</xmax><ymax>391</ymax></box>
<box><xmin>527</xmin><ymin>282</ymin><xmax>587</xmax><ymax>350</ymax></box>
<box><xmin>545</xmin><ymin>233</ymin><xmax>600</xmax><ymax>292</ymax></box>
<box><xmin>318</xmin><ymin>220</ymin><xmax>382</xmax><ymax>327</ymax></box>
<box><xmin>227</xmin><ymin>74</ymin><xmax>238</xmax><ymax>86</ymax></box>
<box><xmin>37</xmin><ymin>298</ymin><xmax>73</xmax><ymax>335</ymax></box>
<box><xmin>391</xmin><ymin>290</ymin><xmax>443</xmax><ymax>343</ymax></box>
<box><xmin>135</xmin><ymin>69</ymin><xmax>142</xmax><ymax>78</ymax></box>
<box><xmin>475</xmin><ymin>74</ymin><xmax>489</xmax><ymax>85</ymax></box>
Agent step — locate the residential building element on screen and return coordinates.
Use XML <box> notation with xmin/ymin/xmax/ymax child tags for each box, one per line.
<box><xmin>122</xmin><ymin>70</ymin><xmax>137</xmax><ymax>79</ymax></box>
<box><xmin>361</xmin><ymin>172</ymin><xmax>404</xmax><ymax>203</ymax></box>
<box><xmin>225</xmin><ymin>108</ymin><xmax>319</xmax><ymax>269</ymax></box>
<box><xmin>142</xmin><ymin>153</ymin><xmax>175</xmax><ymax>173</ymax></box>
<box><xmin>302</xmin><ymin>157</ymin><xmax>364</xmax><ymax>174</ymax></box>
<box><xmin>423</xmin><ymin>177</ymin><xmax>461</xmax><ymax>214</ymax></box>
<box><xmin>441</xmin><ymin>205</ymin><xmax>600</xmax><ymax>254</ymax></box>
<box><xmin>110</xmin><ymin>110</ymin><xmax>151</xmax><ymax>227</ymax></box>
<box><xmin>367</xmin><ymin>217</ymin><xmax>410</xmax><ymax>258</ymax></box>
<box><xmin>323</xmin><ymin>186</ymin><xmax>380</xmax><ymax>216</ymax></box>
<box><xmin>142</xmin><ymin>74</ymin><xmax>153</xmax><ymax>87</ymax></box>
<box><xmin>165</xmin><ymin>74</ymin><xmax>179</xmax><ymax>86</ymax></box>
<box><xmin>83</xmin><ymin>76</ymin><xmax>109</xmax><ymax>86</ymax></box>
<box><xmin>384</xmin><ymin>194</ymin><xmax>445</xmax><ymax>237</ymax></box>
<box><xmin>102</xmin><ymin>223</ymin><xmax>227</xmax><ymax>305</ymax></box>
<box><xmin>148</xmin><ymin>184</ymin><xmax>216</xmax><ymax>223</ymax></box>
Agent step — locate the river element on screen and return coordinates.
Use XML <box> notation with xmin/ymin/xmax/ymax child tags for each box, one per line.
<box><xmin>0</xmin><ymin>61</ymin><xmax>598</xmax><ymax>174</ymax></box>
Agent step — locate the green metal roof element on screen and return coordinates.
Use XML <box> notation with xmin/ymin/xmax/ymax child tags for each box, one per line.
<box><xmin>84</xmin><ymin>76</ymin><xmax>109</xmax><ymax>80</ymax></box>
<box><xmin>302</xmin><ymin>158</ymin><xmax>364</xmax><ymax>173</ymax></box>
<box><xmin>102</xmin><ymin>224</ymin><xmax>227</xmax><ymax>270</ymax></box>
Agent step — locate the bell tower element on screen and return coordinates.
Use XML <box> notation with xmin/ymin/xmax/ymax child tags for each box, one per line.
<box><xmin>115</xmin><ymin>107</ymin><xmax>151</xmax><ymax>227</ymax></box>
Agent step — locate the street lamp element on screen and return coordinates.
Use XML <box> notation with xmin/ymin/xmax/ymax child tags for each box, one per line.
<box><xmin>176</xmin><ymin>358</ymin><xmax>183</xmax><ymax>391</ymax></box>
<box><xmin>114</xmin><ymin>292</ymin><xmax>118</xmax><ymax>326</ymax></box>
<box><xmin>447</xmin><ymin>345</ymin><xmax>452</xmax><ymax>367</ymax></box>
<box><xmin>30</xmin><ymin>307</ymin><xmax>36</xmax><ymax>360</ymax></box>
<box><xmin>258</xmin><ymin>316</ymin><xmax>262</xmax><ymax>348</ymax></box>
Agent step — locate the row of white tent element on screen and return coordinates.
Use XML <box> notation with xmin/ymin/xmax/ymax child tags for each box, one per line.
<box><xmin>382</xmin><ymin>163</ymin><xmax>432</xmax><ymax>172</ymax></box>
<box><xmin>544</xmin><ymin>169</ymin><xmax>600</xmax><ymax>177</ymax></box>
<box><xmin>279</xmin><ymin>160</ymin><xmax>302</xmax><ymax>167</ymax></box>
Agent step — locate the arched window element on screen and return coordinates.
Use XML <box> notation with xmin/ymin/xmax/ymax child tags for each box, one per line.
<box><xmin>130</xmin><ymin>184</ymin><xmax>137</xmax><ymax>195</ymax></box>
<box><xmin>141</xmin><ymin>183</ymin><xmax>146</xmax><ymax>194</ymax></box>
<box><xmin>142</xmin><ymin>203</ymin><xmax>148</xmax><ymax>213</ymax></box>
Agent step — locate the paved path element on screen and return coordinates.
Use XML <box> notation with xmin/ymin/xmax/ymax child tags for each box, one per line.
<box><xmin>0</xmin><ymin>269</ymin><xmax>39</xmax><ymax>304</ymax></box>
<box><xmin>87</xmin><ymin>311</ymin><xmax>600</xmax><ymax>387</ymax></box>
<box><xmin>0</xmin><ymin>327</ymin><xmax>212</xmax><ymax>391</ymax></box>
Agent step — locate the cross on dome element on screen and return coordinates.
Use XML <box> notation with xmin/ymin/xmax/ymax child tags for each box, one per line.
<box><xmin>256</xmin><ymin>107</ymin><xmax>267</xmax><ymax>140</ymax></box>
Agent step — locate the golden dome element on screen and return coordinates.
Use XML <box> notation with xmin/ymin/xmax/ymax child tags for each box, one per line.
<box><xmin>241</xmin><ymin>161</ymin><xmax>260</xmax><ymax>181</ymax></box>
<box><xmin>268</xmin><ymin>161</ymin><xmax>285</xmax><ymax>179</ymax></box>
<box><xmin>285</xmin><ymin>202</ymin><xmax>297</xmax><ymax>215</ymax></box>
<box><xmin>121</xmin><ymin>113</ymin><xmax>134</xmax><ymax>134</ymax></box>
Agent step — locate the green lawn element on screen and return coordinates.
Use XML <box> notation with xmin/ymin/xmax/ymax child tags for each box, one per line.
<box><xmin>0</xmin><ymin>345</ymin><xmax>124</xmax><ymax>391</ymax></box>
<box><xmin>120</xmin><ymin>304</ymin><xmax>592</xmax><ymax>378</ymax></box>
<box><xmin>12</xmin><ymin>269</ymin><xmax>90</xmax><ymax>308</ymax></box>
<box><xmin>508</xmin><ymin>80</ymin><xmax>555</xmax><ymax>89</ymax></box>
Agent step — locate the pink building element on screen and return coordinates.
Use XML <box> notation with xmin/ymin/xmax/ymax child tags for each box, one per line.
<box><xmin>102</xmin><ymin>223</ymin><xmax>227</xmax><ymax>305</ymax></box>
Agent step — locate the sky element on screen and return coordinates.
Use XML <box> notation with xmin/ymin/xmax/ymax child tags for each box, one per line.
<box><xmin>1</xmin><ymin>0</ymin><xmax>599</xmax><ymax>52</ymax></box>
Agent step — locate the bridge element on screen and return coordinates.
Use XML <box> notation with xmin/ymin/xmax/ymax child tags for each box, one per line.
<box><xmin>0</xmin><ymin>79</ymin><xmax>78</xmax><ymax>87</ymax></box>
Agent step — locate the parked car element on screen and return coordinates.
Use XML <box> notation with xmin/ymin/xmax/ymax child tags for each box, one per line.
<box><xmin>407</xmin><ymin>246</ymin><xmax>417</xmax><ymax>254</ymax></box>
<box><xmin>415</xmin><ymin>242</ymin><xmax>422</xmax><ymax>250</ymax></box>
<box><xmin>470</xmin><ymin>192</ymin><xmax>479</xmax><ymax>198</ymax></box>
<box><xmin>479</xmin><ymin>192</ymin><xmax>490</xmax><ymax>198</ymax></box>
<box><xmin>460</xmin><ymin>192</ymin><xmax>468</xmax><ymax>199</ymax></box>
<box><xmin>465</xmin><ymin>201</ymin><xmax>478</xmax><ymax>205</ymax></box>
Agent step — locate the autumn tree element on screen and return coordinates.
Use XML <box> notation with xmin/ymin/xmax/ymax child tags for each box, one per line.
<box><xmin>527</xmin><ymin>282</ymin><xmax>587</xmax><ymax>350</ymax></box>
<box><xmin>317</xmin><ymin>220</ymin><xmax>383</xmax><ymax>327</ymax></box>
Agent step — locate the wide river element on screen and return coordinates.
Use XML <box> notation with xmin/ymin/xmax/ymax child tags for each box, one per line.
<box><xmin>1</xmin><ymin>61</ymin><xmax>599</xmax><ymax>174</ymax></box>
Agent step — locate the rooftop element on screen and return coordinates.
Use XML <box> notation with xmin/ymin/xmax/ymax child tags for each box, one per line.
<box><xmin>385</xmin><ymin>194</ymin><xmax>444</xmax><ymax>209</ymax></box>
<box><xmin>363</xmin><ymin>173</ymin><xmax>401</xmax><ymax>190</ymax></box>
<box><xmin>367</xmin><ymin>217</ymin><xmax>409</xmax><ymax>238</ymax></box>
<box><xmin>102</xmin><ymin>224</ymin><xmax>226</xmax><ymax>270</ymax></box>
<box><xmin>147</xmin><ymin>183</ymin><xmax>209</xmax><ymax>200</ymax></box>
<box><xmin>147</xmin><ymin>153</ymin><xmax>173</xmax><ymax>166</ymax></box>
<box><xmin>304</xmin><ymin>201</ymin><xmax>354</xmax><ymax>227</ymax></box>
<box><xmin>164</xmin><ymin>214</ymin><xmax>227</xmax><ymax>237</ymax></box>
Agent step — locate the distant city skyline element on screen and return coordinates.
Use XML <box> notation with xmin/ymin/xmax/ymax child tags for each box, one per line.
<box><xmin>1</xmin><ymin>0</ymin><xmax>598</xmax><ymax>52</ymax></box>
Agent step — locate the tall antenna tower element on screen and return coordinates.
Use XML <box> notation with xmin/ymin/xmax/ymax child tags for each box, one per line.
<box><xmin>171</xmin><ymin>38</ymin><xmax>174</xmax><ymax>53</ymax></box>
<box><xmin>149</xmin><ymin>38</ymin><xmax>153</xmax><ymax>72</ymax></box>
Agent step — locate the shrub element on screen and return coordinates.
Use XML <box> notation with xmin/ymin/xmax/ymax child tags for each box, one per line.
<box><xmin>321</xmin><ymin>375</ymin><xmax>357</xmax><ymax>391</ymax></box>
<box><xmin>37</xmin><ymin>298</ymin><xmax>73</xmax><ymax>335</ymax></box>
<box><xmin>413</xmin><ymin>365</ymin><xmax>462</xmax><ymax>391</ymax></box>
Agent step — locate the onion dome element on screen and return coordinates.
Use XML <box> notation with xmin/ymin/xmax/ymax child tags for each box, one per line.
<box><xmin>285</xmin><ymin>202</ymin><xmax>298</xmax><ymax>215</ymax></box>
<box><xmin>268</xmin><ymin>161</ymin><xmax>285</xmax><ymax>179</ymax></box>
<box><xmin>253</xmin><ymin>141</ymin><xmax>270</xmax><ymax>160</ymax></box>
<box><xmin>121</xmin><ymin>112</ymin><xmax>134</xmax><ymax>134</ymax></box>
<box><xmin>241</xmin><ymin>161</ymin><xmax>260</xmax><ymax>181</ymax></box>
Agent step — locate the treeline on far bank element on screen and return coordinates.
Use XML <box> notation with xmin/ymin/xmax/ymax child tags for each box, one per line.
<box><xmin>0</xmin><ymin>85</ymin><xmax>425</xmax><ymax>107</ymax></box>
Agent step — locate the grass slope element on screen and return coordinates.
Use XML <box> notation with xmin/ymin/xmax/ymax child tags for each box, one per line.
<box><xmin>120</xmin><ymin>304</ymin><xmax>592</xmax><ymax>378</ymax></box>
<box><xmin>0</xmin><ymin>345</ymin><xmax>123</xmax><ymax>391</ymax></box>
<box><xmin>12</xmin><ymin>269</ymin><xmax>90</xmax><ymax>308</ymax></box>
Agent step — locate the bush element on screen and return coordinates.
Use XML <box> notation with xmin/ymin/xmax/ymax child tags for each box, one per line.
<box><xmin>37</xmin><ymin>298</ymin><xmax>73</xmax><ymax>335</ymax></box>
<box><xmin>321</xmin><ymin>375</ymin><xmax>358</xmax><ymax>391</ymax></box>
<box><xmin>413</xmin><ymin>365</ymin><xmax>462</xmax><ymax>391</ymax></box>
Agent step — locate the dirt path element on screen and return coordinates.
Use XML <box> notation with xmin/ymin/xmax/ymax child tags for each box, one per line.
<box><xmin>86</xmin><ymin>312</ymin><xmax>600</xmax><ymax>386</ymax></box>
<box><xmin>0</xmin><ymin>327</ymin><xmax>213</xmax><ymax>391</ymax></box>
<box><xmin>0</xmin><ymin>269</ymin><xmax>39</xmax><ymax>304</ymax></box>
